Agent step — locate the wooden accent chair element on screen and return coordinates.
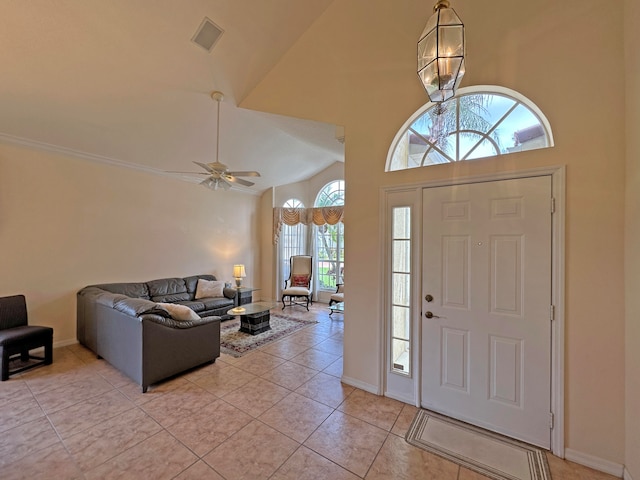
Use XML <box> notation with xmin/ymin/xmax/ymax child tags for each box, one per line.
<box><xmin>0</xmin><ymin>295</ymin><xmax>53</xmax><ymax>381</ymax></box>
<box><xmin>281</xmin><ymin>255</ymin><xmax>313</xmax><ymax>311</ymax></box>
<box><xmin>329</xmin><ymin>283</ymin><xmax>344</xmax><ymax>306</ymax></box>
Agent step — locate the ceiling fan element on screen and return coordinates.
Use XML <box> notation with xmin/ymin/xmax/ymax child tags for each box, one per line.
<box><xmin>170</xmin><ymin>91</ymin><xmax>261</xmax><ymax>190</ymax></box>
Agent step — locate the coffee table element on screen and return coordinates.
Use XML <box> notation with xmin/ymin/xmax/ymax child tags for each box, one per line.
<box><xmin>329</xmin><ymin>301</ymin><xmax>344</xmax><ymax>317</ymax></box>
<box><xmin>227</xmin><ymin>302</ymin><xmax>279</xmax><ymax>335</ymax></box>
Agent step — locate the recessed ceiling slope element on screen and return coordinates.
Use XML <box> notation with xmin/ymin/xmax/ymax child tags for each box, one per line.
<box><xmin>0</xmin><ymin>1</ymin><xmax>340</xmax><ymax>192</ymax></box>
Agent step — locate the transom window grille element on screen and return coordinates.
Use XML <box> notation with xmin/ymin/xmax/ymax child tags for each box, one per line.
<box><xmin>280</xmin><ymin>198</ymin><xmax>307</xmax><ymax>284</ymax></box>
<box><xmin>387</xmin><ymin>87</ymin><xmax>553</xmax><ymax>171</ymax></box>
<box><xmin>391</xmin><ymin>206</ymin><xmax>411</xmax><ymax>375</ymax></box>
<box><xmin>314</xmin><ymin>181</ymin><xmax>345</xmax><ymax>291</ymax></box>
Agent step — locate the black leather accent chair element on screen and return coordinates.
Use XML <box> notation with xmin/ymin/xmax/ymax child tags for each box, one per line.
<box><xmin>0</xmin><ymin>294</ymin><xmax>53</xmax><ymax>381</ymax></box>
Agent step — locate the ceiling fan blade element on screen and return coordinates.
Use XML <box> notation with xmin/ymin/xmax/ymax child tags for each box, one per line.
<box><xmin>226</xmin><ymin>171</ymin><xmax>261</xmax><ymax>177</ymax></box>
<box><xmin>193</xmin><ymin>161</ymin><xmax>215</xmax><ymax>173</ymax></box>
<box><xmin>225</xmin><ymin>175</ymin><xmax>255</xmax><ymax>187</ymax></box>
<box><xmin>168</xmin><ymin>170</ymin><xmax>210</xmax><ymax>175</ymax></box>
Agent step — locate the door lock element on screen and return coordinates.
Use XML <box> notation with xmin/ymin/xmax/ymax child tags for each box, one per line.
<box><xmin>425</xmin><ymin>294</ymin><xmax>434</xmax><ymax>302</ymax></box>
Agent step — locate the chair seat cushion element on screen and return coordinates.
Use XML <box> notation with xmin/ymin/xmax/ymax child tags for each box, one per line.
<box><xmin>283</xmin><ymin>287</ymin><xmax>311</xmax><ymax>296</ymax></box>
<box><xmin>0</xmin><ymin>325</ymin><xmax>53</xmax><ymax>347</ymax></box>
<box><xmin>330</xmin><ymin>293</ymin><xmax>344</xmax><ymax>302</ymax></box>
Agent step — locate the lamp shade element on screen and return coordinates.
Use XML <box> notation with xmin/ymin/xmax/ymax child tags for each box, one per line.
<box><xmin>233</xmin><ymin>264</ymin><xmax>246</xmax><ymax>278</ymax></box>
<box><xmin>417</xmin><ymin>0</ymin><xmax>465</xmax><ymax>103</ymax></box>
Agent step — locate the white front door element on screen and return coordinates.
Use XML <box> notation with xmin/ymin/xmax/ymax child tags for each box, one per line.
<box><xmin>421</xmin><ymin>176</ymin><xmax>552</xmax><ymax>448</ymax></box>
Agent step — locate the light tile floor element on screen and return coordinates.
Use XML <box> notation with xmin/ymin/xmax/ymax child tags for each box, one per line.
<box><xmin>0</xmin><ymin>304</ymin><xmax>618</xmax><ymax>479</ymax></box>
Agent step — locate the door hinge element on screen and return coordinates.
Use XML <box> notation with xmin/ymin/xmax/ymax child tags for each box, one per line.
<box><xmin>551</xmin><ymin>197</ymin><xmax>556</xmax><ymax>214</ymax></box>
<box><xmin>550</xmin><ymin>305</ymin><xmax>555</xmax><ymax>322</ymax></box>
<box><xmin>549</xmin><ymin>412</ymin><xmax>555</xmax><ymax>429</ymax></box>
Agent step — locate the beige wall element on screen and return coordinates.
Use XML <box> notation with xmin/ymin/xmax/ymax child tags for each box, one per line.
<box><xmin>0</xmin><ymin>142</ymin><xmax>260</xmax><ymax>345</ymax></box>
<box><xmin>625</xmin><ymin>0</ymin><xmax>640</xmax><ymax>477</ymax></box>
<box><xmin>273</xmin><ymin>161</ymin><xmax>344</xmax><ymax>208</ymax></box>
<box><xmin>244</xmin><ymin>0</ymin><xmax>626</xmax><ymax>464</ymax></box>
<box><xmin>259</xmin><ymin>187</ymin><xmax>276</xmax><ymax>301</ymax></box>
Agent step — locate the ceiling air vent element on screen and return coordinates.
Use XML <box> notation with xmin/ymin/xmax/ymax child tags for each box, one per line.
<box><xmin>191</xmin><ymin>17</ymin><xmax>223</xmax><ymax>52</ymax></box>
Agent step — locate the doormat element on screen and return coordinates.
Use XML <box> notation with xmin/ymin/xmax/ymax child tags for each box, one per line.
<box><xmin>220</xmin><ymin>312</ymin><xmax>317</xmax><ymax>358</ymax></box>
<box><xmin>405</xmin><ymin>409</ymin><xmax>551</xmax><ymax>480</ymax></box>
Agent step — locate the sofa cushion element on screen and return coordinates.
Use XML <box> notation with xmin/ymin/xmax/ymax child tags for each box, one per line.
<box><xmin>173</xmin><ymin>300</ymin><xmax>206</xmax><ymax>312</ymax></box>
<box><xmin>198</xmin><ymin>297</ymin><xmax>235</xmax><ymax>311</ymax></box>
<box><xmin>147</xmin><ymin>278</ymin><xmax>190</xmax><ymax>303</ymax></box>
<box><xmin>94</xmin><ymin>282</ymin><xmax>150</xmax><ymax>299</ymax></box>
<box><xmin>184</xmin><ymin>274</ymin><xmax>216</xmax><ymax>296</ymax></box>
<box><xmin>195</xmin><ymin>279</ymin><xmax>225</xmax><ymax>299</ymax></box>
<box><xmin>156</xmin><ymin>303</ymin><xmax>201</xmax><ymax>321</ymax></box>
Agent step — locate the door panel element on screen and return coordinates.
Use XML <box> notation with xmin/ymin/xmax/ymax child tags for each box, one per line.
<box><xmin>441</xmin><ymin>327</ymin><xmax>469</xmax><ymax>392</ymax></box>
<box><xmin>442</xmin><ymin>236</ymin><xmax>469</xmax><ymax>308</ymax></box>
<box><xmin>421</xmin><ymin>176</ymin><xmax>552</xmax><ymax>448</ymax></box>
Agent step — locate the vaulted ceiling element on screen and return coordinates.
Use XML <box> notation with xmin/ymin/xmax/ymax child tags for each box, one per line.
<box><xmin>0</xmin><ymin>0</ymin><xmax>344</xmax><ymax>192</ymax></box>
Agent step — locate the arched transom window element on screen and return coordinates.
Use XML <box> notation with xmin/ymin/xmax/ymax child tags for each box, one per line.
<box><xmin>386</xmin><ymin>86</ymin><xmax>553</xmax><ymax>171</ymax></box>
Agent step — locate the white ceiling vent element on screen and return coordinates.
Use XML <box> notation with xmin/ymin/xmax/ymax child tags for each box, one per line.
<box><xmin>191</xmin><ymin>17</ymin><xmax>223</xmax><ymax>52</ymax></box>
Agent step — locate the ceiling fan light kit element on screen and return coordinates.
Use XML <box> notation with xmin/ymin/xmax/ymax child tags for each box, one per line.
<box><xmin>168</xmin><ymin>90</ymin><xmax>261</xmax><ymax>191</ymax></box>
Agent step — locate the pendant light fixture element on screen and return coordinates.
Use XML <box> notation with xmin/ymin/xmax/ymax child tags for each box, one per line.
<box><xmin>417</xmin><ymin>0</ymin><xmax>466</xmax><ymax>103</ymax></box>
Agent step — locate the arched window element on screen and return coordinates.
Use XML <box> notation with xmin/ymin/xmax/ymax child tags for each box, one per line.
<box><xmin>314</xmin><ymin>181</ymin><xmax>345</xmax><ymax>291</ymax></box>
<box><xmin>386</xmin><ymin>86</ymin><xmax>553</xmax><ymax>171</ymax></box>
<box><xmin>280</xmin><ymin>198</ymin><xmax>307</xmax><ymax>286</ymax></box>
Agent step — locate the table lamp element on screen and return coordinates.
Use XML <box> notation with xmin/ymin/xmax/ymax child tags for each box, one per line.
<box><xmin>233</xmin><ymin>264</ymin><xmax>246</xmax><ymax>288</ymax></box>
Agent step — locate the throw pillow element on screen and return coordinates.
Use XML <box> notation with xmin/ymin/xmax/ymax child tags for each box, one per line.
<box><xmin>156</xmin><ymin>303</ymin><xmax>201</xmax><ymax>321</ymax></box>
<box><xmin>291</xmin><ymin>274</ymin><xmax>309</xmax><ymax>287</ymax></box>
<box><xmin>195</xmin><ymin>279</ymin><xmax>225</xmax><ymax>299</ymax></box>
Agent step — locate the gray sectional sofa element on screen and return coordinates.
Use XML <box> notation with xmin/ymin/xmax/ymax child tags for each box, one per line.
<box><xmin>77</xmin><ymin>274</ymin><xmax>236</xmax><ymax>392</ymax></box>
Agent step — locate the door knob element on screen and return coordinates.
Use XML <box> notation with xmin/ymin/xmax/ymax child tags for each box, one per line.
<box><xmin>425</xmin><ymin>294</ymin><xmax>434</xmax><ymax>302</ymax></box>
<box><xmin>425</xmin><ymin>311</ymin><xmax>441</xmax><ymax>319</ymax></box>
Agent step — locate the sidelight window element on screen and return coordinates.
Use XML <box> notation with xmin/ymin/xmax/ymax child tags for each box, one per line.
<box><xmin>391</xmin><ymin>206</ymin><xmax>411</xmax><ymax>375</ymax></box>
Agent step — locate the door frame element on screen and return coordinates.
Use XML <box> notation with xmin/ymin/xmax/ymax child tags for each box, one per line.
<box><xmin>381</xmin><ymin>165</ymin><xmax>565</xmax><ymax>457</ymax></box>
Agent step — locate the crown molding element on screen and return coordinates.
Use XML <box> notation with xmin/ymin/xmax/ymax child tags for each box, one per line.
<box><xmin>0</xmin><ymin>132</ymin><xmax>260</xmax><ymax>195</ymax></box>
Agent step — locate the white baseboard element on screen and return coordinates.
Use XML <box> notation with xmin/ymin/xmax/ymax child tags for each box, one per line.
<box><xmin>54</xmin><ymin>338</ymin><xmax>78</xmax><ymax>348</ymax></box>
<box><xmin>384</xmin><ymin>390</ymin><xmax>414</xmax><ymax>405</ymax></box>
<box><xmin>340</xmin><ymin>375</ymin><xmax>379</xmax><ymax>394</ymax></box>
<box><xmin>625</xmin><ymin>467</ymin><xmax>635</xmax><ymax>480</ymax></box>
<box><xmin>29</xmin><ymin>338</ymin><xmax>77</xmax><ymax>354</ymax></box>
<box><xmin>565</xmin><ymin>448</ymin><xmax>625</xmax><ymax>478</ymax></box>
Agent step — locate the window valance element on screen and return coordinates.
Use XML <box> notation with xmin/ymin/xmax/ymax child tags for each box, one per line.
<box><xmin>273</xmin><ymin>206</ymin><xmax>344</xmax><ymax>244</ymax></box>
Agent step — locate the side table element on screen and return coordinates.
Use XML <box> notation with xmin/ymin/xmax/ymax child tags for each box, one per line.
<box><xmin>234</xmin><ymin>287</ymin><xmax>260</xmax><ymax>307</ymax></box>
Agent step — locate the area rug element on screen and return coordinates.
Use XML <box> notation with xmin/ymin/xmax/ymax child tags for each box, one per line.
<box><xmin>405</xmin><ymin>409</ymin><xmax>551</xmax><ymax>480</ymax></box>
<box><xmin>220</xmin><ymin>312</ymin><xmax>318</xmax><ymax>357</ymax></box>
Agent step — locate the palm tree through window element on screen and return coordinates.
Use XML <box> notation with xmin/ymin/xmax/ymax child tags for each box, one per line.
<box><xmin>387</xmin><ymin>87</ymin><xmax>553</xmax><ymax>171</ymax></box>
<box><xmin>314</xmin><ymin>181</ymin><xmax>345</xmax><ymax>291</ymax></box>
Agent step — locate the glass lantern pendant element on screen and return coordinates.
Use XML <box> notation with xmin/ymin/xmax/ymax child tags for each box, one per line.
<box><xmin>417</xmin><ymin>0</ymin><xmax>466</xmax><ymax>103</ymax></box>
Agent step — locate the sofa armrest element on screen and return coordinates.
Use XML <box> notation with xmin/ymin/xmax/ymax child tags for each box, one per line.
<box><xmin>112</xmin><ymin>297</ymin><xmax>169</xmax><ymax>318</ymax></box>
<box><xmin>139</xmin><ymin>313</ymin><xmax>221</xmax><ymax>329</ymax></box>
<box><xmin>223</xmin><ymin>287</ymin><xmax>237</xmax><ymax>300</ymax></box>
